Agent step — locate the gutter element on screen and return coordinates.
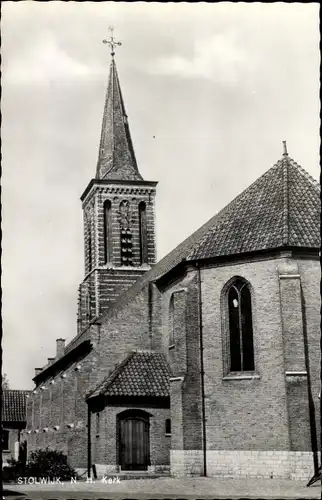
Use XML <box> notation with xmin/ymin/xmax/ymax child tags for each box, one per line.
<box><xmin>196</xmin><ymin>262</ymin><xmax>207</xmax><ymax>477</ymax></box>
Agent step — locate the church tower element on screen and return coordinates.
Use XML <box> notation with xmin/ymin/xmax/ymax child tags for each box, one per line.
<box><xmin>77</xmin><ymin>34</ymin><xmax>157</xmax><ymax>333</ymax></box>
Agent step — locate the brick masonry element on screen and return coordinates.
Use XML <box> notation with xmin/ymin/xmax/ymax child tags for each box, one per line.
<box><xmin>166</xmin><ymin>253</ymin><xmax>320</xmax><ymax>480</ymax></box>
<box><xmin>92</xmin><ymin>405</ymin><xmax>170</xmax><ymax>474</ymax></box>
<box><xmin>25</xmin><ymin>245</ymin><xmax>320</xmax><ymax>480</ymax></box>
<box><xmin>77</xmin><ymin>181</ymin><xmax>157</xmax><ymax>333</ymax></box>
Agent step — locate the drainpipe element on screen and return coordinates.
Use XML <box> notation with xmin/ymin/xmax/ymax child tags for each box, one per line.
<box><xmin>87</xmin><ymin>404</ymin><xmax>92</xmax><ymax>478</ymax></box>
<box><xmin>196</xmin><ymin>262</ymin><xmax>207</xmax><ymax>477</ymax></box>
<box><xmin>300</xmin><ymin>289</ymin><xmax>319</xmax><ymax>474</ymax></box>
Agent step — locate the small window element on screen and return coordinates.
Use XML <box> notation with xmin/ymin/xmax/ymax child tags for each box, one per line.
<box><xmin>165</xmin><ymin>419</ymin><xmax>171</xmax><ymax>435</ymax></box>
<box><xmin>226</xmin><ymin>277</ymin><xmax>255</xmax><ymax>372</ymax></box>
<box><xmin>103</xmin><ymin>200</ymin><xmax>113</xmax><ymax>264</ymax></box>
<box><xmin>169</xmin><ymin>295</ymin><xmax>175</xmax><ymax>348</ymax></box>
<box><xmin>96</xmin><ymin>413</ymin><xmax>100</xmax><ymax>437</ymax></box>
<box><xmin>88</xmin><ymin>234</ymin><xmax>92</xmax><ymax>272</ymax></box>
<box><xmin>85</xmin><ymin>290</ymin><xmax>91</xmax><ymax>320</ymax></box>
<box><xmin>1</xmin><ymin>429</ymin><xmax>9</xmax><ymax>450</ymax></box>
<box><xmin>139</xmin><ymin>202</ymin><xmax>148</xmax><ymax>265</ymax></box>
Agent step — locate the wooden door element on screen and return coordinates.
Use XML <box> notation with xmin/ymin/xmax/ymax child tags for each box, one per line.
<box><xmin>119</xmin><ymin>415</ymin><xmax>150</xmax><ymax>471</ymax></box>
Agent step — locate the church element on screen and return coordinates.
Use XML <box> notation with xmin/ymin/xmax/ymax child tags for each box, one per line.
<box><xmin>24</xmin><ymin>40</ymin><xmax>321</xmax><ymax>481</ymax></box>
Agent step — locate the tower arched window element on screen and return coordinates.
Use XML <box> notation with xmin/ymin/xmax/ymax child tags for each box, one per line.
<box><xmin>85</xmin><ymin>290</ymin><xmax>91</xmax><ymax>320</ymax></box>
<box><xmin>169</xmin><ymin>294</ymin><xmax>175</xmax><ymax>348</ymax></box>
<box><xmin>139</xmin><ymin>201</ymin><xmax>148</xmax><ymax>265</ymax></box>
<box><xmin>103</xmin><ymin>200</ymin><xmax>113</xmax><ymax>264</ymax></box>
<box><xmin>88</xmin><ymin>234</ymin><xmax>92</xmax><ymax>272</ymax></box>
<box><xmin>226</xmin><ymin>277</ymin><xmax>254</xmax><ymax>372</ymax></box>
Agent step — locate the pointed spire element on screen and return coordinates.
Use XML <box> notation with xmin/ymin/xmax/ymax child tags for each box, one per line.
<box><xmin>96</xmin><ymin>33</ymin><xmax>143</xmax><ymax>181</ymax></box>
<box><xmin>282</xmin><ymin>140</ymin><xmax>288</xmax><ymax>156</ymax></box>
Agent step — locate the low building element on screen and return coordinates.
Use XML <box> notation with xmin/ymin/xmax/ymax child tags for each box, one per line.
<box><xmin>2</xmin><ymin>390</ymin><xmax>30</xmax><ymax>466</ymax></box>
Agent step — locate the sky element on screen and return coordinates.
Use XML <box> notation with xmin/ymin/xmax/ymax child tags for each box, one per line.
<box><xmin>2</xmin><ymin>2</ymin><xmax>320</xmax><ymax>389</ymax></box>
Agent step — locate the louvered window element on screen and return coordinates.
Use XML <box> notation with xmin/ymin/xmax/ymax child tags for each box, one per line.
<box><xmin>120</xmin><ymin>228</ymin><xmax>133</xmax><ymax>266</ymax></box>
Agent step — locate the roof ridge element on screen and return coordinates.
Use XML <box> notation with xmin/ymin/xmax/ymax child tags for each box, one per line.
<box><xmin>288</xmin><ymin>156</ymin><xmax>320</xmax><ymax>192</ymax></box>
<box><xmin>187</xmin><ymin>161</ymin><xmax>282</xmax><ymax>259</ymax></box>
<box><xmin>282</xmin><ymin>156</ymin><xmax>290</xmax><ymax>245</ymax></box>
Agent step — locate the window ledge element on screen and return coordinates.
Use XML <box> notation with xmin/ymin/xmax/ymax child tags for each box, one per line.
<box><xmin>223</xmin><ymin>374</ymin><xmax>260</xmax><ymax>381</ymax></box>
<box><xmin>165</xmin><ymin>433</ymin><xmax>171</xmax><ymax>437</ymax></box>
<box><xmin>169</xmin><ymin>344</ymin><xmax>175</xmax><ymax>350</ymax></box>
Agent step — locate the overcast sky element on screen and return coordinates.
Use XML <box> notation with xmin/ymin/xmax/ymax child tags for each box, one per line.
<box><xmin>2</xmin><ymin>2</ymin><xmax>320</xmax><ymax>389</ymax></box>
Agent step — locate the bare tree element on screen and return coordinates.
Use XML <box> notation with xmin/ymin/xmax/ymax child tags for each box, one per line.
<box><xmin>2</xmin><ymin>373</ymin><xmax>9</xmax><ymax>390</ymax></box>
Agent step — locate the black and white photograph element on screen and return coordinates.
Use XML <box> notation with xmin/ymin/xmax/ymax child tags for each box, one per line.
<box><xmin>1</xmin><ymin>2</ymin><xmax>321</xmax><ymax>499</ymax></box>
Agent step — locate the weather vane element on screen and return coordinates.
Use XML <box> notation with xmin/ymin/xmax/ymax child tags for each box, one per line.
<box><xmin>103</xmin><ymin>26</ymin><xmax>122</xmax><ymax>58</ymax></box>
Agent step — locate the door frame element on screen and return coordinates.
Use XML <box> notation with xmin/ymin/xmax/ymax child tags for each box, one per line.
<box><xmin>117</xmin><ymin>409</ymin><xmax>151</xmax><ymax>471</ymax></box>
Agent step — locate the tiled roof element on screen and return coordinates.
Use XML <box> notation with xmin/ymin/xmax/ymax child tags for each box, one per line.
<box><xmin>96</xmin><ymin>58</ymin><xmax>143</xmax><ymax>182</ymax></box>
<box><xmin>89</xmin><ymin>351</ymin><xmax>170</xmax><ymax>399</ymax></box>
<box><xmin>188</xmin><ymin>155</ymin><xmax>320</xmax><ymax>260</ymax></box>
<box><xmin>2</xmin><ymin>390</ymin><xmax>31</xmax><ymax>422</ymax></box>
<box><xmin>97</xmin><ymin>153</ymin><xmax>319</xmax><ymax>320</ymax></box>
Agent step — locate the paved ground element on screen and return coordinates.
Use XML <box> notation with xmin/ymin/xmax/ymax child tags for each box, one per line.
<box><xmin>2</xmin><ymin>476</ymin><xmax>321</xmax><ymax>500</ymax></box>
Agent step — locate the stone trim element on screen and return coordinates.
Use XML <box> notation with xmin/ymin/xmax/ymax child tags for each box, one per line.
<box><xmin>279</xmin><ymin>274</ymin><xmax>301</xmax><ymax>279</ymax></box>
<box><xmin>285</xmin><ymin>371</ymin><xmax>307</xmax><ymax>376</ymax></box>
<box><xmin>170</xmin><ymin>377</ymin><xmax>185</xmax><ymax>382</ymax></box>
<box><xmin>222</xmin><ymin>374</ymin><xmax>261</xmax><ymax>381</ymax></box>
<box><xmin>171</xmin><ymin>449</ymin><xmax>316</xmax><ymax>480</ymax></box>
<box><xmin>83</xmin><ymin>185</ymin><xmax>156</xmax><ymax>208</ymax></box>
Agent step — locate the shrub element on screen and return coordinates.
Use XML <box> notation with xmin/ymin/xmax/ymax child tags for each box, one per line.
<box><xmin>26</xmin><ymin>448</ymin><xmax>78</xmax><ymax>480</ymax></box>
<box><xmin>2</xmin><ymin>457</ymin><xmax>26</xmax><ymax>483</ymax></box>
<box><xmin>2</xmin><ymin>448</ymin><xmax>78</xmax><ymax>482</ymax></box>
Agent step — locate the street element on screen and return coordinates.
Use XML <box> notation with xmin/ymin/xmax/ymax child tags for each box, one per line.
<box><xmin>2</xmin><ymin>476</ymin><xmax>321</xmax><ymax>500</ymax></box>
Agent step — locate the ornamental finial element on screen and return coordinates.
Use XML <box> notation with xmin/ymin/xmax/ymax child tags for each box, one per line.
<box><xmin>102</xmin><ymin>26</ymin><xmax>122</xmax><ymax>58</ymax></box>
<box><xmin>282</xmin><ymin>140</ymin><xmax>288</xmax><ymax>156</ymax></box>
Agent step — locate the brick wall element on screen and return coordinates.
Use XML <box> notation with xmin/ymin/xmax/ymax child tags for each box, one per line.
<box><xmin>296</xmin><ymin>258</ymin><xmax>321</xmax><ymax>452</ymax></box>
<box><xmin>277</xmin><ymin>259</ymin><xmax>311</xmax><ymax>451</ymax></box>
<box><xmin>94</xmin><ymin>286</ymin><xmax>153</xmax><ymax>383</ymax></box>
<box><xmin>26</xmin><ymin>347</ymin><xmax>100</xmax><ymax>466</ymax></box>
<box><xmin>161</xmin><ymin>272</ymin><xmax>203</xmax><ymax>453</ymax></box>
<box><xmin>201</xmin><ymin>257</ymin><xmax>291</xmax><ymax>451</ymax></box>
<box><xmin>169</xmin><ymin>254</ymin><xmax>319</xmax><ymax>479</ymax></box>
<box><xmin>26</xmin><ymin>282</ymin><xmax>163</xmax><ymax>468</ymax></box>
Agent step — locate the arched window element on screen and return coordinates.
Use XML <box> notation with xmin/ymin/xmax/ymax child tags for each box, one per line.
<box><xmin>85</xmin><ymin>290</ymin><xmax>91</xmax><ymax>320</ymax></box>
<box><xmin>103</xmin><ymin>200</ymin><xmax>113</xmax><ymax>264</ymax></box>
<box><xmin>87</xmin><ymin>234</ymin><xmax>92</xmax><ymax>272</ymax></box>
<box><xmin>169</xmin><ymin>295</ymin><xmax>175</xmax><ymax>347</ymax></box>
<box><xmin>227</xmin><ymin>278</ymin><xmax>254</xmax><ymax>372</ymax></box>
<box><xmin>139</xmin><ymin>202</ymin><xmax>148</xmax><ymax>265</ymax></box>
